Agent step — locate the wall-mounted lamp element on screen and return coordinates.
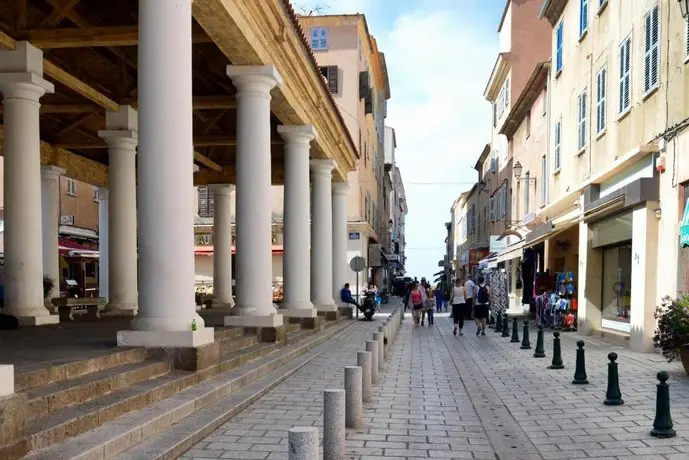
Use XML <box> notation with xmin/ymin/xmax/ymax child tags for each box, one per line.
<box><xmin>513</xmin><ymin>161</ymin><xmax>537</xmax><ymax>184</ymax></box>
<box><xmin>655</xmin><ymin>207</ymin><xmax>662</xmax><ymax>220</ymax></box>
<box><xmin>679</xmin><ymin>0</ymin><xmax>689</xmax><ymax>19</ymax></box>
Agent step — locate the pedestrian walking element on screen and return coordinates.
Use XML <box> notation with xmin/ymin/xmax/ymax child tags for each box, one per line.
<box><xmin>435</xmin><ymin>284</ymin><xmax>444</xmax><ymax>314</ymax></box>
<box><xmin>464</xmin><ymin>276</ymin><xmax>476</xmax><ymax>321</ymax></box>
<box><xmin>406</xmin><ymin>281</ymin><xmax>427</xmax><ymax>327</ymax></box>
<box><xmin>425</xmin><ymin>284</ymin><xmax>435</xmax><ymax>326</ymax></box>
<box><xmin>451</xmin><ymin>278</ymin><xmax>468</xmax><ymax>336</ymax></box>
<box><xmin>474</xmin><ymin>275</ymin><xmax>490</xmax><ymax>336</ymax></box>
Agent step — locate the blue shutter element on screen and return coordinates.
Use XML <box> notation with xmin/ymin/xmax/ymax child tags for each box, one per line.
<box><xmin>556</xmin><ymin>22</ymin><xmax>564</xmax><ymax>72</ymax></box>
<box><xmin>580</xmin><ymin>0</ymin><xmax>589</xmax><ymax>36</ymax></box>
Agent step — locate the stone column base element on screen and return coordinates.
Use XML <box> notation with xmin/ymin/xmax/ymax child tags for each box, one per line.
<box><xmin>244</xmin><ymin>325</ymin><xmax>287</xmax><ymax>343</ymax></box>
<box><xmin>224</xmin><ymin>314</ymin><xmax>284</xmax><ymax>328</ymax></box>
<box><xmin>0</xmin><ymin>365</ymin><xmax>14</xmax><ymax>397</ymax></box>
<box><xmin>102</xmin><ymin>301</ymin><xmax>138</xmax><ymax>317</ymax></box>
<box><xmin>316</xmin><ymin>303</ymin><xmax>338</xmax><ymax>312</ymax></box>
<box><xmin>279</xmin><ymin>308</ymin><xmax>317</xmax><ymax>318</ymax></box>
<box><xmin>116</xmin><ymin>327</ymin><xmax>215</xmax><ymax>347</ymax></box>
<box><xmin>300</xmin><ymin>315</ymin><xmax>323</xmax><ymax>330</ymax></box>
<box><xmin>16</xmin><ymin>314</ymin><xmax>59</xmax><ymax>326</ymax></box>
<box><xmin>211</xmin><ymin>300</ymin><xmax>234</xmax><ymax>309</ymax></box>
<box><xmin>338</xmin><ymin>305</ymin><xmax>354</xmax><ymax>319</ymax></box>
<box><xmin>317</xmin><ymin>310</ymin><xmax>340</xmax><ymax>321</ymax></box>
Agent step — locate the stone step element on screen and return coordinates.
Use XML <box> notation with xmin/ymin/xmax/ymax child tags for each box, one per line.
<box><xmin>218</xmin><ymin>333</ymin><xmax>259</xmax><ymax>355</ymax></box>
<box><xmin>24</xmin><ymin>319</ymin><xmax>353</xmax><ymax>460</ymax></box>
<box><xmin>212</xmin><ymin>326</ymin><xmax>244</xmax><ymax>341</ymax></box>
<box><xmin>16</xmin><ymin>348</ymin><xmax>149</xmax><ymax>392</ymax></box>
<box><xmin>26</xmin><ymin>358</ymin><xmax>172</xmax><ymax>422</ymax></box>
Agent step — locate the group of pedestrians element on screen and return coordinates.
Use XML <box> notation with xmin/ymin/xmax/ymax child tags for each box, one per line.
<box><xmin>404</xmin><ymin>277</ymin><xmax>438</xmax><ymax>327</ymax></box>
<box><xmin>449</xmin><ymin>275</ymin><xmax>491</xmax><ymax>336</ymax></box>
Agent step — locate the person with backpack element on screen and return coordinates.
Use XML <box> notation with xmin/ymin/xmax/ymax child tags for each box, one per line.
<box><xmin>406</xmin><ymin>281</ymin><xmax>427</xmax><ymax>327</ymax></box>
<box><xmin>450</xmin><ymin>278</ymin><xmax>467</xmax><ymax>336</ymax></box>
<box><xmin>474</xmin><ymin>275</ymin><xmax>491</xmax><ymax>336</ymax></box>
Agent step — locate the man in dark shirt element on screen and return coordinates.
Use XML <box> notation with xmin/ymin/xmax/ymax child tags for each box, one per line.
<box><xmin>340</xmin><ymin>283</ymin><xmax>359</xmax><ymax>308</ymax></box>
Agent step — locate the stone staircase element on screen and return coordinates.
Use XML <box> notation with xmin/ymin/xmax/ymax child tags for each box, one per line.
<box><xmin>12</xmin><ymin>315</ymin><xmax>351</xmax><ymax>460</ymax></box>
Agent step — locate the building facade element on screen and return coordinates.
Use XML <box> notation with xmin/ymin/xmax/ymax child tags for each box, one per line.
<box><xmin>384</xmin><ymin>127</ymin><xmax>408</xmax><ymax>283</ymax></box>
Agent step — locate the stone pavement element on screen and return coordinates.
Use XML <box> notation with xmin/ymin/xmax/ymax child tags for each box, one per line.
<box><xmin>181</xmin><ymin>306</ymin><xmax>689</xmax><ymax>460</ymax></box>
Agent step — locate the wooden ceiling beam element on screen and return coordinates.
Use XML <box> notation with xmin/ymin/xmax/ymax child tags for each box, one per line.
<box><xmin>21</xmin><ymin>26</ymin><xmax>213</xmax><ymax>49</ymax></box>
<box><xmin>40</xmin><ymin>0</ymin><xmax>82</xmax><ymax>28</ymax></box>
<box><xmin>54</xmin><ymin>136</ymin><xmax>281</xmax><ymax>149</ymax></box>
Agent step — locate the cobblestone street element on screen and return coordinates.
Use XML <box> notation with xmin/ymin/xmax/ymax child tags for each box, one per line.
<box><xmin>181</xmin><ymin>304</ymin><xmax>689</xmax><ymax>460</ymax></box>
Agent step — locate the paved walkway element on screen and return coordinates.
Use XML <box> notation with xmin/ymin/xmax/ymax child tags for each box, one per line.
<box><xmin>182</xmin><ymin>306</ymin><xmax>689</xmax><ymax>460</ymax></box>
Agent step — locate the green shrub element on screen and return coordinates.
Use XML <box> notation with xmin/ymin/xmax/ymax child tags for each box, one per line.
<box><xmin>653</xmin><ymin>295</ymin><xmax>689</xmax><ymax>362</ymax></box>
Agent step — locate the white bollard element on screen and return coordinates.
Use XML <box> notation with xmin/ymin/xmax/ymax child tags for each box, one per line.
<box><xmin>344</xmin><ymin>366</ymin><xmax>363</xmax><ymax>428</ymax></box>
<box><xmin>288</xmin><ymin>427</ymin><xmax>319</xmax><ymax>460</ymax></box>
<box><xmin>323</xmin><ymin>389</ymin><xmax>345</xmax><ymax>460</ymax></box>
<box><xmin>0</xmin><ymin>365</ymin><xmax>14</xmax><ymax>396</ymax></box>
<box><xmin>366</xmin><ymin>340</ymin><xmax>378</xmax><ymax>384</ymax></box>
<box><xmin>373</xmin><ymin>332</ymin><xmax>384</xmax><ymax>372</ymax></box>
<box><xmin>357</xmin><ymin>351</ymin><xmax>372</xmax><ymax>403</ymax></box>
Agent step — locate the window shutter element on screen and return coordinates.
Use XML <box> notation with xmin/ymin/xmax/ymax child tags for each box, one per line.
<box><xmin>326</xmin><ymin>66</ymin><xmax>338</xmax><ymax>93</ymax></box>
<box><xmin>643</xmin><ymin>6</ymin><xmax>660</xmax><ymax>93</ymax></box>
<box><xmin>359</xmin><ymin>71</ymin><xmax>369</xmax><ymax>99</ymax></box>
<box><xmin>556</xmin><ymin>22</ymin><xmax>564</xmax><ymax>72</ymax></box>
<box><xmin>580</xmin><ymin>0</ymin><xmax>588</xmax><ymax>36</ymax></box>
<box><xmin>686</xmin><ymin>20</ymin><xmax>689</xmax><ymax>57</ymax></box>
<box><xmin>489</xmin><ymin>198</ymin><xmax>495</xmax><ymax>222</ymax></box>
<box><xmin>365</xmin><ymin>88</ymin><xmax>373</xmax><ymax>114</ymax></box>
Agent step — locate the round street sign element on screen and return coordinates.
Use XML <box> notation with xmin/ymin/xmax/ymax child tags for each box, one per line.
<box><xmin>349</xmin><ymin>256</ymin><xmax>366</xmax><ymax>272</ymax></box>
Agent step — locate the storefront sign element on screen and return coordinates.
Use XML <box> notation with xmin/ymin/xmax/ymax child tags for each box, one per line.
<box><xmin>459</xmin><ymin>250</ymin><xmax>469</xmax><ymax>265</ymax></box>
<box><xmin>469</xmin><ymin>248</ymin><xmax>489</xmax><ymax>265</ymax></box>
<box><xmin>489</xmin><ymin>235</ymin><xmax>507</xmax><ymax>253</ymax></box>
<box><xmin>681</xmin><ymin>195</ymin><xmax>689</xmax><ymax>248</ymax></box>
<box><xmin>348</xmin><ymin>232</ymin><xmax>360</xmax><ymax>240</ymax></box>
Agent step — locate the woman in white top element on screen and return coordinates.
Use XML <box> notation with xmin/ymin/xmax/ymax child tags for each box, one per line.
<box><xmin>451</xmin><ymin>278</ymin><xmax>467</xmax><ymax>336</ymax></box>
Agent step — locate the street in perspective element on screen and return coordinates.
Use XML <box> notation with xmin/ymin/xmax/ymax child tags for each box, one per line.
<box><xmin>0</xmin><ymin>0</ymin><xmax>689</xmax><ymax>460</ymax></box>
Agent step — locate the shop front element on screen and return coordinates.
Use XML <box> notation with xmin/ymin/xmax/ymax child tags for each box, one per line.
<box><xmin>578</xmin><ymin>154</ymin><xmax>659</xmax><ymax>352</ymax></box>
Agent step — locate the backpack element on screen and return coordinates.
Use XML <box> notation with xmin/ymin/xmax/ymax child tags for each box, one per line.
<box><xmin>477</xmin><ymin>285</ymin><xmax>489</xmax><ymax>305</ymax></box>
<box><xmin>410</xmin><ymin>289</ymin><xmax>422</xmax><ymax>305</ymax></box>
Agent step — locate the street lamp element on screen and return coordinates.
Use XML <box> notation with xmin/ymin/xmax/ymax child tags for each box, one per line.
<box><xmin>513</xmin><ymin>161</ymin><xmax>523</xmax><ymax>179</ymax></box>
<box><xmin>679</xmin><ymin>0</ymin><xmax>689</xmax><ymax>19</ymax></box>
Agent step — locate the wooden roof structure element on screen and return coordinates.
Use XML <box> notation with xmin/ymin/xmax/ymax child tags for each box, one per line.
<box><xmin>0</xmin><ymin>0</ymin><xmax>358</xmax><ymax>186</ymax></box>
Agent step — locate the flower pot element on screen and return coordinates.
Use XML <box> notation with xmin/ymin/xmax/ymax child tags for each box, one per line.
<box><xmin>681</xmin><ymin>345</ymin><xmax>689</xmax><ymax>375</ymax></box>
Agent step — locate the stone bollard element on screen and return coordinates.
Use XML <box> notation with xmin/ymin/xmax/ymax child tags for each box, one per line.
<box><xmin>357</xmin><ymin>351</ymin><xmax>372</xmax><ymax>403</ymax></box>
<box><xmin>373</xmin><ymin>332</ymin><xmax>384</xmax><ymax>372</ymax></box>
<box><xmin>520</xmin><ymin>320</ymin><xmax>531</xmax><ymax>349</ymax></box>
<box><xmin>323</xmin><ymin>389</ymin><xmax>345</xmax><ymax>460</ymax></box>
<box><xmin>533</xmin><ymin>326</ymin><xmax>546</xmax><ymax>358</ymax></box>
<box><xmin>344</xmin><ymin>366</ymin><xmax>363</xmax><ymax>428</ymax></box>
<box><xmin>548</xmin><ymin>331</ymin><xmax>564</xmax><ymax>369</ymax></box>
<box><xmin>604</xmin><ymin>352</ymin><xmax>623</xmax><ymax>406</ymax></box>
<box><xmin>510</xmin><ymin>317</ymin><xmax>520</xmax><ymax>343</ymax></box>
<box><xmin>501</xmin><ymin>315</ymin><xmax>510</xmax><ymax>337</ymax></box>
<box><xmin>379</xmin><ymin>326</ymin><xmax>387</xmax><ymax>360</ymax></box>
<box><xmin>572</xmin><ymin>340</ymin><xmax>589</xmax><ymax>384</ymax></box>
<box><xmin>366</xmin><ymin>340</ymin><xmax>379</xmax><ymax>384</ymax></box>
<box><xmin>288</xmin><ymin>427</ymin><xmax>319</xmax><ymax>460</ymax></box>
<box><xmin>651</xmin><ymin>371</ymin><xmax>676</xmax><ymax>438</ymax></box>
<box><xmin>494</xmin><ymin>311</ymin><xmax>502</xmax><ymax>333</ymax></box>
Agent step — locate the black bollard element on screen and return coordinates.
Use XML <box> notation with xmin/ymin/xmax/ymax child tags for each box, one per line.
<box><xmin>495</xmin><ymin>312</ymin><xmax>502</xmax><ymax>333</ymax></box>
<box><xmin>510</xmin><ymin>317</ymin><xmax>520</xmax><ymax>343</ymax></box>
<box><xmin>501</xmin><ymin>315</ymin><xmax>510</xmax><ymax>337</ymax></box>
<box><xmin>604</xmin><ymin>352</ymin><xmax>623</xmax><ymax>406</ymax></box>
<box><xmin>520</xmin><ymin>320</ymin><xmax>531</xmax><ymax>349</ymax></box>
<box><xmin>572</xmin><ymin>340</ymin><xmax>589</xmax><ymax>384</ymax></box>
<box><xmin>533</xmin><ymin>326</ymin><xmax>546</xmax><ymax>358</ymax></box>
<box><xmin>548</xmin><ymin>331</ymin><xmax>564</xmax><ymax>369</ymax></box>
<box><xmin>651</xmin><ymin>371</ymin><xmax>676</xmax><ymax>438</ymax></box>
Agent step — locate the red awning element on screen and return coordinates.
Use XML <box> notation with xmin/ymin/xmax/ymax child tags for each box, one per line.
<box><xmin>59</xmin><ymin>237</ymin><xmax>99</xmax><ymax>257</ymax></box>
<box><xmin>195</xmin><ymin>245</ymin><xmax>284</xmax><ymax>256</ymax></box>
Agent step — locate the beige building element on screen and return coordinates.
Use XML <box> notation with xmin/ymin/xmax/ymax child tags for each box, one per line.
<box><xmin>537</xmin><ymin>0</ymin><xmax>689</xmax><ymax>351</ymax></box>
<box><xmin>297</xmin><ymin>14</ymin><xmax>391</xmax><ymax>291</ymax></box>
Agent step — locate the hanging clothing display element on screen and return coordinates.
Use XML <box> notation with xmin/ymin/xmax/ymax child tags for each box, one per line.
<box><xmin>489</xmin><ymin>271</ymin><xmax>508</xmax><ymax>315</ymax></box>
<box><xmin>521</xmin><ymin>249</ymin><xmax>537</xmax><ymax>304</ymax></box>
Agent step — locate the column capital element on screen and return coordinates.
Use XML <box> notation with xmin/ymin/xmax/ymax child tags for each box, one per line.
<box><xmin>310</xmin><ymin>159</ymin><xmax>336</xmax><ymax>176</ymax></box>
<box><xmin>226</xmin><ymin>65</ymin><xmax>281</xmax><ymax>97</ymax></box>
<box><xmin>278</xmin><ymin>125</ymin><xmax>318</xmax><ymax>144</ymax></box>
<box><xmin>40</xmin><ymin>165</ymin><xmax>65</xmax><ymax>180</ymax></box>
<box><xmin>98</xmin><ymin>130</ymin><xmax>138</xmax><ymax>151</ymax></box>
<box><xmin>209</xmin><ymin>184</ymin><xmax>236</xmax><ymax>196</ymax></box>
<box><xmin>193</xmin><ymin>164</ymin><xmax>200</xmax><ymax>173</ymax></box>
<box><xmin>0</xmin><ymin>42</ymin><xmax>54</xmax><ymax>99</ymax></box>
<box><xmin>332</xmin><ymin>182</ymin><xmax>350</xmax><ymax>195</ymax></box>
<box><xmin>105</xmin><ymin>105</ymin><xmax>138</xmax><ymax>131</ymax></box>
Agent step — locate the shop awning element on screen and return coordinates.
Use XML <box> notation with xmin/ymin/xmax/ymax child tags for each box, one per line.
<box><xmin>681</xmin><ymin>198</ymin><xmax>689</xmax><ymax>248</ymax></box>
<box><xmin>195</xmin><ymin>245</ymin><xmax>284</xmax><ymax>256</ymax></box>
<box><xmin>496</xmin><ymin>240</ymin><xmax>525</xmax><ymax>263</ymax></box>
<box><xmin>524</xmin><ymin>208</ymin><xmax>582</xmax><ymax>250</ymax></box>
<box><xmin>478</xmin><ymin>252</ymin><xmax>498</xmax><ymax>270</ymax></box>
<box><xmin>59</xmin><ymin>237</ymin><xmax>99</xmax><ymax>257</ymax></box>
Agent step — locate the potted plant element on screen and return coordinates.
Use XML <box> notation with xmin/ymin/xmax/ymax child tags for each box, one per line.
<box><xmin>653</xmin><ymin>295</ymin><xmax>689</xmax><ymax>373</ymax></box>
<box><xmin>43</xmin><ymin>276</ymin><xmax>55</xmax><ymax>300</ymax></box>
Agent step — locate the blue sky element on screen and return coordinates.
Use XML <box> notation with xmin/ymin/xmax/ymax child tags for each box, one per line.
<box><xmin>299</xmin><ymin>0</ymin><xmax>505</xmax><ymax>279</ymax></box>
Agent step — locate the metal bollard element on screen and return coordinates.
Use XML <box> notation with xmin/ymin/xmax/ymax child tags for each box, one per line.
<box><xmin>323</xmin><ymin>389</ymin><xmax>345</xmax><ymax>460</ymax></box>
<box><xmin>288</xmin><ymin>427</ymin><xmax>319</xmax><ymax>460</ymax></box>
<box><xmin>366</xmin><ymin>340</ymin><xmax>379</xmax><ymax>383</ymax></box>
<box><xmin>651</xmin><ymin>371</ymin><xmax>676</xmax><ymax>438</ymax></box>
<box><xmin>604</xmin><ymin>352</ymin><xmax>623</xmax><ymax>406</ymax></box>
<box><xmin>357</xmin><ymin>351</ymin><xmax>372</xmax><ymax>403</ymax></box>
<box><xmin>344</xmin><ymin>366</ymin><xmax>363</xmax><ymax>428</ymax></box>
<box><xmin>373</xmin><ymin>332</ymin><xmax>384</xmax><ymax>372</ymax></box>
<box><xmin>548</xmin><ymin>331</ymin><xmax>565</xmax><ymax>369</ymax></box>
<box><xmin>572</xmin><ymin>340</ymin><xmax>589</xmax><ymax>384</ymax></box>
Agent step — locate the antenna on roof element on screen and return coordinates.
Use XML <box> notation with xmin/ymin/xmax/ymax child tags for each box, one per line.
<box><xmin>296</xmin><ymin>3</ymin><xmax>330</xmax><ymax>15</ymax></box>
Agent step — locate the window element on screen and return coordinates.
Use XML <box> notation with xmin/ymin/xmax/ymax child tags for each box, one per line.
<box><xmin>554</xmin><ymin>121</ymin><xmax>562</xmax><ymax>171</ymax></box>
<box><xmin>524</xmin><ymin>172</ymin><xmax>531</xmax><ymax>214</ymax></box>
<box><xmin>619</xmin><ymin>37</ymin><xmax>632</xmax><ymax>113</ymax></box>
<box><xmin>85</xmin><ymin>262</ymin><xmax>96</xmax><ymax>278</ymax></box>
<box><xmin>310</xmin><ymin>27</ymin><xmax>328</xmax><ymax>51</ymax></box>
<box><xmin>525</xmin><ymin>111</ymin><xmax>531</xmax><ymax>139</ymax></box>
<box><xmin>198</xmin><ymin>186</ymin><xmax>214</xmax><ymax>217</ymax></box>
<box><xmin>541</xmin><ymin>156</ymin><xmax>547</xmax><ymax>205</ymax></box>
<box><xmin>580</xmin><ymin>0</ymin><xmax>589</xmax><ymax>37</ymax></box>
<box><xmin>92</xmin><ymin>187</ymin><xmax>99</xmax><ymax>202</ymax></box>
<box><xmin>319</xmin><ymin>66</ymin><xmax>338</xmax><ymax>94</ymax></box>
<box><xmin>596</xmin><ymin>68</ymin><xmax>607</xmax><ymax>134</ymax></box>
<box><xmin>495</xmin><ymin>78</ymin><xmax>511</xmax><ymax>120</ymax></box>
<box><xmin>643</xmin><ymin>5</ymin><xmax>660</xmax><ymax>94</ymax></box>
<box><xmin>66</xmin><ymin>178</ymin><xmax>76</xmax><ymax>196</ymax></box>
<box><xmin>577</xmin><ymin>90</ymin><xmax>587</xmax><ymax>151</ymax></box>
<box><xmin>555</xmin><ymin>21</ymin><xmax>564</xmax><ymax>73</ymax></box>
<box><xmin>489</xmin><ymin>197</ymin><xmax>495</xmax><ymax>222</ymax></box>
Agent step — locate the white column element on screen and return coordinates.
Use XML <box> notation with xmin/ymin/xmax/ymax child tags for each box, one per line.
<box><xmin>630</xmin><ymin>204</ymin><xmax>658</xmax><ymax>353</ymax></box>
<box><xmin>41</xmin><ymin>165</ymin><xmax>65</xmax><ymax>303</ymax></box>
<box><xmin>98</xmin><ymin>187</ymin><xmax>109</xmax><ymax>300</ymax></box>
<box><xmin>211</xmin><ymin>184</ymin><xmax>234</xmax><ymax>308</ymax></box>
<box><xmin>117</xmin><ymin>0</ymin><xmax>213</xmax><ymax>347</ymax></box>
<box><xmin>99</xmin><ymin>106</ymin><xmax>138</xmax><ymax>316</ymax></box>
<box><xmin>278</xmin><ymin>125</ymin><xmax>317</xmax><ymax>317</ymax></box>
<box><xmin>332</xmin><ymin>182</ymin><xmax>349</xmax><ymax>303</ymax></box>
<box><xmin>0</xmin><ymin>42</ymin><xmax>58</xmax><ymax>325</ymax></box>
<box><xmin>310</xmin><ymin>160</ymin><xmax>336</xmax><ymax>310</ymax></box>
<box><xmin>224</xmin><ymin>65</ymin><xmax>283</xmax><ymax>328</ymax></box>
